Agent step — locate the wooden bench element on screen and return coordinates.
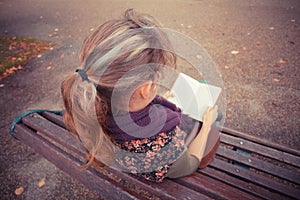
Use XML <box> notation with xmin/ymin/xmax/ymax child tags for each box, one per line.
<box><xmin>10</xmin><ymin>111</ymin><xmax>300</xmax><ymax>199</ymax></box>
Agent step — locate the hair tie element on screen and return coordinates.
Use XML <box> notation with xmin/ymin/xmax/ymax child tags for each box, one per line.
<box><xmin>76</xmin><ymin>69</ymin><xmax>89</xmax><ymax>82</ymax></box>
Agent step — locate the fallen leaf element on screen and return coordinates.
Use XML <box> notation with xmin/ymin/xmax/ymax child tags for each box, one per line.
<box><xmin>37</xmin><ymin>54</ymin><xmax>42</xmax><ymax>58</ymax></box>
<box><xmin>15</xmin><ymin>187</ymin><xmax>24</xmax><ymax>195</ymax></box>
<box><xmin>273</xmin><ymin>78</ymin><xmax>280</xmax><ymax>83</ymax></box>
<box><xmin>226</xmin><ymin>113</ymin><xmax>232</xmax><ymax>118</ymax></box>
<box><xmin>231</xmin><ymin>50</ymin><xmax>239</xmax><ymax>55</ymax></box>
<box><xmin>47</xmin><ymin>66</ymin><xmax>52</xmax><ymax>70</ymax></box>
<box><xmin>38</xmin><ymin>178</ymin><xmax>46</xmax><ymax>188</ymax></box>
<box><xmin>224</xmin><ymin>65</ymin><xmax>230</xmax><ymax>69</ymax></box>
<box><xmin>258</xmin><ymin>63</ymin><xmax>264</xmax><ymax>67</ymax></box>
<box><xmin>269</xmin><ymin>27</ymin><xmax>275</xmax><ymax>30</ymax></box>
<box><xmin>60</xmin><ymin>53</ymin><xmax>65</xmax><ymax>59</ymax></box>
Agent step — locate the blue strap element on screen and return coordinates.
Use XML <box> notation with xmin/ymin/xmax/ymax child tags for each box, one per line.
<box><xmin>9</xmin><ymin>109</ymin><xmax>64</xmax><ymax>139</ymax></box>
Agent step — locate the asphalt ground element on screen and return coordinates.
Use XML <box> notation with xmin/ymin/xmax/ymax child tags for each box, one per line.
<box><xmin>0</xmin><ymin>0</ymin><xmax>299</xmax><ymax>199</ymax></box>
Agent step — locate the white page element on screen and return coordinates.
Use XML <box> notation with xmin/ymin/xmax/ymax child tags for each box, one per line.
<box><xmin>167</xmin><ymin>73</ymin><xmax>222</xmax><ymax>122</ymax></box>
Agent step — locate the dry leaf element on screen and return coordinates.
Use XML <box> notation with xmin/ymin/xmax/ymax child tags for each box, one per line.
<box><xmin>279</xmin><ymin>59</ymin><xmax>285</xmax><ymax>64</ymax></box>
<box><xmin>258</xmin><ymin>63</ymin><xmax>264</xmax><ymax>67</ymax></box>
<box><xmin>38</xmin><ymin>178</ymin><xmax>46</xmax><ymax>188</ymax></box>
<box><xmin>273</xmin><ymin>78</ymin><xmax>280</xmax><ymax>83</ymax></box>
<box><xmin>231</xmin><ymin>50</ymin><xmax>239</xmax><ymax>55</ymax></box>
<box><xmin>279</xmin><ymin>58</ymin><xmax>288</xmax><ymax>64</ymax></box>
<box><xmin>60</xmin><ymin>53</ymin><xmax>65</xmax><ymax>59</ymax></box>
<box><xmin>15</xmin><ymin>187</ymin><xmax>24</xmax><ymax>195</ymax></box>
<box><xmin>224</xmin><ymin>65</ymin><xmax>230</xmax><ymax>69</ymax></box>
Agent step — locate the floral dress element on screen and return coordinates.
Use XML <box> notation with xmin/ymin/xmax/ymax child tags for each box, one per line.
<box><xmin>111</xmin><ymin>126</ymin><xmax>187</xmax><ymax>182</ymax></box>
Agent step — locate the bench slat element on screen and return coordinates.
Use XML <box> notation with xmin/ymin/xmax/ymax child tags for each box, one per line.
<box><xmin>104</xmin><ymin>167</ymin><xmax>211</xmax><ymax>200</ymax></box>
<box><xmin>21</xmin><ymin>114</ymin><xmax>85</xmax><ymax>158</ymax></box>
<box><xmin>209</xmin><ymin>158</ymin><xmax>300</xmax><ymax>199</ymax></box>
<box><xmin>222</xmin><ymin>127</ymin><xmax>300</xmax><ymax>157</ymax></box>
<box><xmin>174</xmin><ymin>170</ymin><xmax>260</xmax><ymax>200</ymax></box>
<box><xmin>217</xmin><ymin>146</ymin><xmax>300</xmax><ymax>185</ymax></box>
<box><xmin>200</xmin><ymin>167</ymin><xmax>290</xmax><ymax>200</ymax></box>
<box><xmin>14</xmin><ymin>124</ymin><xmax>140</xmax><ymax>200</ymax></box>
<box><xmin>220</xmin><ymin>133</ymin><xmax>300</xmax><ymax>167</ymax></box>
<box><xmin>42</xmin><ymin>112</ymin><xmax>66</xmax><ymax>128</ymax></box>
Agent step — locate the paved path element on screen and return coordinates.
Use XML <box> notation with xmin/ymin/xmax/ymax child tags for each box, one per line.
<box><xmin>0</xmin><ymin>0</ymin><xmax>299</xmax><ymax>199</ymax></box>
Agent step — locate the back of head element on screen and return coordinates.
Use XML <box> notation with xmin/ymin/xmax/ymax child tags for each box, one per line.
<box><xmin>61</xmin><ymin>9</ymin><xmax>177</xmax><ymax>166</ymax></box>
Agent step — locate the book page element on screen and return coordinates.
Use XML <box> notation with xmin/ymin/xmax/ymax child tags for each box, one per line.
<box><xmin>167</xmin><ymin>73</ymin><xmax>222</xmax><ymax>122</ymax></box>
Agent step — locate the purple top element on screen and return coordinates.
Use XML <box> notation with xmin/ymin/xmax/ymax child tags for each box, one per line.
<box><xmin>106</xmin><ymin>95</ymin><xmax>194</xmax><ymax>141</ymax></box>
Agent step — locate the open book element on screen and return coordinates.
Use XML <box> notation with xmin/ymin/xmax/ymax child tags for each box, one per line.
<box><xmin>167</xmin><ymin>73</ymin><xmax>222</xmax><ymax>122</ymax></box>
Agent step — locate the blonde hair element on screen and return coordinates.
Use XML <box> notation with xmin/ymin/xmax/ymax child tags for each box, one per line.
<box><xmin>61</xmin><ymin>9</ymin><xmax>177</xmax><ymax>168</ymax></box>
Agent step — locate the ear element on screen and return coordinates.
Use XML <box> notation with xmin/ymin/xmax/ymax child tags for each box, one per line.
<box><xmin>139</xmin><ymin>81</ymin><xmax>153</xmax><ymax>99</ymax></box>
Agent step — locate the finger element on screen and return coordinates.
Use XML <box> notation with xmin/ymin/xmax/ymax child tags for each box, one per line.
<box><xmin>212</xmin><ymin>105</ymin><xmax>218</xmax><ymax>111</ymax></box>
<box><xmin>206</xmin><ymin>106</ymin><xmax>212</xmax><ymax>111</ymax></box>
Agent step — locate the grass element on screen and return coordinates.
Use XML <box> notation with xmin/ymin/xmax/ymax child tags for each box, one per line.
<box><xmin>0</xmin><ymin>36</ymin><xmax>53</xmax><ymax>79</ymax></box>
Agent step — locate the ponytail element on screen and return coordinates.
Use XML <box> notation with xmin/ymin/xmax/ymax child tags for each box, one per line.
<box><xmin>61</xmin><ymin>72</ymin><xmax>114</xmax><ymax>168</ymax></box>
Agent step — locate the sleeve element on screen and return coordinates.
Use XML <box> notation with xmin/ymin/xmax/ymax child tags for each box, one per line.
<box><xmin>165</xmin><ymin>147</ymin><xmax>200</xmax><ymax>179</ymax></box>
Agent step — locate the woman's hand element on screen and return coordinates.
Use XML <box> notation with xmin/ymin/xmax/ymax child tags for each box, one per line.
<box><xmin>188</xmin><ymin>105</ymin><xmax>219</xmax><ymax>161</ymax></box>
<box><xmin>202</xmin><ymin>106</ymin><xmax>218</xmax><ymax>128</ymax></box>
<box><xmin>162</xmin><ymin>90</ymin><xmax>174</xmax><ymax>99</ymax></box>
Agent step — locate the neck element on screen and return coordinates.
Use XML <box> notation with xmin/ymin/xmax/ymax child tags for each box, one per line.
<box><xmin>129</xmin><ymin>97</ymin><xmax>153</xmax><ymax>112</ymax></box>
